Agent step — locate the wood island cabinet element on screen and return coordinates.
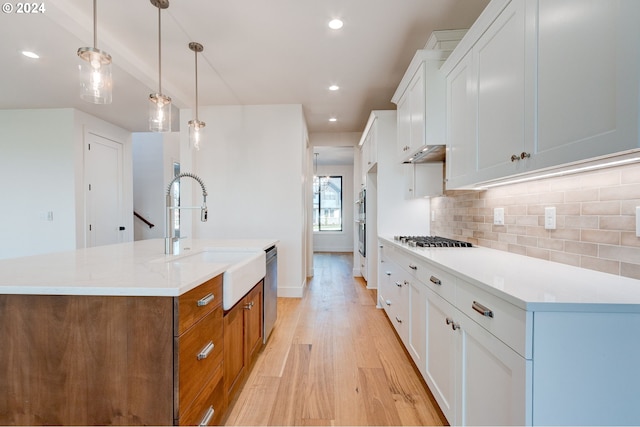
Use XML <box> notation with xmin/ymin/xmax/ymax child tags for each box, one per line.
<box><xmin>0</xmin><ymin>274</ymin><xmax>225</xmax><ymax>426</ymax></box>
<box><xmin>224</xmin><ymin>280</ymin><xmax>263</xmax><ymax>407</ymax></box>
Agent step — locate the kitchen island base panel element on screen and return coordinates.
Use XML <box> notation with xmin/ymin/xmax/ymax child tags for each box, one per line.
<box><xmin>0</xmin><ymin>294</ymin><xmax>174</xmax><ymax>426</ymax></box>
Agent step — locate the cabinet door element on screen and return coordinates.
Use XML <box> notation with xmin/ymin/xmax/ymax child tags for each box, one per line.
<box><xmin>409</xmin><ymin>62</ymin><xmax>426</xmax><ymax>152</ymax></box>
<box><xmin>408</xmin><ymin>279</ymin><xmax>427</xmax><ymax>377</ymax></box>
<box><xmin>446</xmin><ymin>51</ymin><xmax>476</xmax><ymax>189</ymax></box>
<box><xmin>223</xmin><ymin>301</ymin><xmax>245</xmax><ymax>402</ymax></box>
<box><xmin>244</xmin><ymin>281</ymin><xmax>263</xmax><ymax>366</ymax></box>
<box><xmin>535</xmin><ymin>0</ymin><xmax>640</xmax><ymax>167</ymax></box>
<box><xmin>474</xmin><ymin>0</ymin><xmax>531</xmax><ymax>183</ymax></box>
<box><xmin>458</xmin><ymin>313</ymin><xmax>530</xmax><ymax>426</ymax></box>
<box><xmin>397</xmin><ymin>89</ymin><xmax>412</xmax><ymax>160</ymax></box>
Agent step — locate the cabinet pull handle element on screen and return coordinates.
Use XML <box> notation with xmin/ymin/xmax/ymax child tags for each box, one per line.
<box><xmin>520</xmin><ymin>151</ymin><xmax>531</xmax><ymax>159</ymax></box>
<box><xmin>244</xmin><ymin>301</ymin><xmax>255</xmax><ymax>310</ymax></box>
<box><xmin>445</xmin><ymin>317</ymin><xmax>459</xmax><ymax>330</ymax></box>
<box><xmin>395</xmin><ymin>316</ymin><xmax>402</xmax><ymax>323</ymax></box>
<box><xmin>197</xmin><ymin>341</ymin><xmax>215</xmax><ymax>360</ymax></box>
<box><xmin>472</xmin><ymin>301</ymin><xmax>494</xmax><ymax>318</ymax></box>
<box><xmin>395</xmin><ymin>281</ymin><xmax>404</xmax><ymax>287</ymax></box>
<box><xmin>385</xmin><ymin>271</ymin><xmax>391</xmax><ymax>276</ymax></box>
<box><xmin>510</xmin><ymin>154</ymin><xmax>520</xmax><ymax>162</ymax></box>
<box><xmin>430</xmin><ymin>275</ymin><xmax>442</xmax><ymax>285</ymax></box>
<box><xmin>197</xmin><ymin>293</ymin><xmax>215</xmax><ymax>307</ymax></box>
<box><xmin>198</xmin><ymin>406</ymin><xmax>215</xmax><ymax>426</ymax></box>
<box><xmin>409</xmin><ymin>264</ymin><xmax>417</xmax><ymax>270</ymax></box>
<box><xmin>385</xmin><ymin>299</ymin><xmax>391</xmax><ymax>306</ymax></box>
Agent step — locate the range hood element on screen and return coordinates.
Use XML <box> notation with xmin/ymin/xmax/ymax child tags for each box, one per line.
<box><xmin>403</xmin><ymin>145</ymin><xmax>446</xmax><ymax>163</ymax></box>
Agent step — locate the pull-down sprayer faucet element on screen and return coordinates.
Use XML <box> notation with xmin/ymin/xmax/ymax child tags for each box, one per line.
<box><xmin>165</xmin><ymin>172</ymin><xmax>208</xmax><ymax>254</ymax></box>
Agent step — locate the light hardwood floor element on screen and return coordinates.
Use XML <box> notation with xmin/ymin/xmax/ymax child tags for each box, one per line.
<box><xmin>223</xmin><ymin>252</ymin><xmax>447</xmax><ymax>426</ymax></box>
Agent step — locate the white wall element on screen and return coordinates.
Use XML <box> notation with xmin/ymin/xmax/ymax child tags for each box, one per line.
<box><xmin>0</xmin><ymin>109</ymin><xmax>76</xmax><ymax>259</ymax></box>
<box><xmin>132</xmin><ymin>132</ymin><xmax>180</xmax><ymax>240</ymax></box>
<box><xmin>0</xmin><ymin>108</ymin><xmax>132</xmax><ymax>260</ymax></box>
<box><xmin>312</xmin><ymin>164</ymin><xmax>355</xmax><ymax>252</ymax></box>
<box><xmin>179</xmin><ymin>105</ymin><xmax>308</xmax><ymax>298</ymax></box>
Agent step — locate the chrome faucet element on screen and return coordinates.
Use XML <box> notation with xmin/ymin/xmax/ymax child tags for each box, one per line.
<box><xmin>165</xmin><ymin>172</ymin><xmax>208</xmax><ymax>254</ymax></box>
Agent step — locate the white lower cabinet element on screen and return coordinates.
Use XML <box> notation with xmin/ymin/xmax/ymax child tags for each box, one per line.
<box><xmin>381</xmin><ymin>241</ymin><xmax>531</xmax><ymax>425</ymax></box>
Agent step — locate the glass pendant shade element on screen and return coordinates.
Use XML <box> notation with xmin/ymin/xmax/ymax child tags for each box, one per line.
<box><xmin>78</xmin><ymin>47</ymin><xmax>112</xmax><ymax>104</ymax></box>
<box><xmin>188</xmin><ymin>119</ymin><xmax>206</xmax><ymax>151</ymax></box>
<box><xmin>149</xmin><ymin>93</ymin><xmax>172</xmax><ymax>132</ymax></box>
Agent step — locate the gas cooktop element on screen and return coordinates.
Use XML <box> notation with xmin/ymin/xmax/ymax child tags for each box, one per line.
<box><xmin>393</xmin><ymin>235</ymin><xmax>473</xmax><ymax>248</ymax></box>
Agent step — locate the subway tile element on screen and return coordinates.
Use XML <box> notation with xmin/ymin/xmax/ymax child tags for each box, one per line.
<box><xmin>600</xmin><ymin>184</ymin><xmax>640</xmax><ymax>201</ymax></box>
<box><xmin>551</xmin><ymin>228</ymin><xmax>581</xmax><ymax>241</ymax></box>
<box><xmin>599</xmin><ymin>244</ymin><xmax>640</xmax><ymax>264</ymax></box>
<box><xmin>565</xmin><ymin>241</ymin><xmax>598</xmax><ymax>257</ymax></box>
<box><xmin>581</xmin><ymin>201</ymin><xmax>620</xmax><ymax>215</ymax></box>
<box><xmin>508</xmin><ymin>244</ymin><xmax>527</xmax><ymax>256</ymax></box>
<box><xmin>516</xmin><ymin>216</ymin><xmax>539</xmax><ymax>226</ymax></box>
<box><xmin>565</xmin><ymin>215</ymin><xmax>599</xmax><ymax>229</ymax></box>
<box><xmin>621</xmin><ymin>232</ymin><xmax>640</xmax><ymax>248</ymax></box>
<box><xmin>581</xmin><ymin>229</ymin><xmax>620</xmax><ymax>245</ymax></box>
<box><xmin>538</xmin><ymin>191</ymin><xmax>565</xmax><ymax>204</ymax></box>
<box><xmin>508</xmin><ymin>205</ymin><xmax>528</xmax><ymax>216</ymax></box>
<box><xmin>498</xmin><ymin>233</ymin><xmax>518</xmax><ymax>244</ymax></box>
<box><xmin>621</xmin><ymin>200</ymin><xmax>640</xmax><ymax>215</ymax></box>
<box><xmin>526</xmin><ymin>226</ymin><xmax>550</xmax><ymax>238</ymax></box>
<box><xmin>621</xmin><ymin>262</ymin><xmax>640</xmax><ymax>280</ymax></box>
<box><xmin>517</xmin><ymin>235</ymin><xmax>538</xmax><ymax>247</ymax></box>
<box><xmin>556</xmin><ymin>203</ymin><xmax>581</xmax><ymax>215</ymax></box>
<box><xmin>538</xmin><ymin>238</ymin><xmax>564</xmax><ymax>251</ymax></box>
<box><xmin>526</xmin><ymin>247</ymin><xmax>550</xmax><ymax>261</ymax></box>
<box><xmin>527</xmin><ymin>205</ymin><xmax>545</xmax><ymax>216</ymax></box>
<box><xmin>506</xmin><ymin>225</ymin><xmax>528</xmax><ymax>235</ymax></box>
<box><xmin>565</xmin><ymin>188</ymin><xmax>599</xmax><ymax>203</ymax></box>
<box><xmin>580</xmin><ymin>256</ymin><xmax>620</xmax><ymax>275</ymax></box>
<box><xmin>599</xmin><ymin>216</ymin><xmax>636</xmax><ymax>231</ymax></box>
<box><xmin>621</xmin><ymin>165</ymin><xmax>640</xmax><ymax>184</ymax></box>
<box><xmin>549</xmin><ymin>251</ymin><xmax>581</xmax><ymax>267</ymax></box>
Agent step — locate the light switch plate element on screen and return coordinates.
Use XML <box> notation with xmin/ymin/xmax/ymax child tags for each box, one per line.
<box><xmin>494</xmin><ymin>207</ymin><xmax>505</xmax><ymax>226</ymax></box>
<box><xmin>545</xmin><ymin>207</ymin><xmax>556</xmax><ymax>230</ymax></box>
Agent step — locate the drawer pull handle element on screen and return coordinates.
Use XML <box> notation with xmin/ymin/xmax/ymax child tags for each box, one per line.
<box><xmin>197</xmin><ymin>341</ymin><xmax>215</xmax><ymax>360</ymax></box>
<box><xmin>244</xmin><ymin>301</ymin><xmax>255</xmax><ymax>310</ymax></box>
<box><xmin>395</xmin><ymin>281</ymin><xmax>404</xmax><ymax>287</ymax></box>
<box><xmin>385</xmin><ymin>299</ymin><xmax>392</xmax><ymax>306</ymax></box>
<box><xmin>198</xmin><ymin>405</ymin><xmax>215</xmax><ymax>426</ymax></box>
<box><xmin>395</xmin><ymin>316</ymin><xmax>402</xmax><ymax>323</ymax></box>
<box><xmin>430</xmin><ymin>276</ymin><xmax>442</xmax><ymax>285</ymax></box>
<box><xmin>385</xmin><ymin>271</ymin><xmax>391</xmax><ymax>276</ymax></box>
<box><xmin>472</xmin><ymin>301</ymin><xmax>494</xmax><ymax>318</ymax></box>
<box><xmin>409</xmin><ymin>264</ymin><xmax>418</xmax><ymax>270</ymax></box>
<box><xmin>197</xmin><ymin>293</ymin><xmax>215</xmax><ymax>307</ymax></box>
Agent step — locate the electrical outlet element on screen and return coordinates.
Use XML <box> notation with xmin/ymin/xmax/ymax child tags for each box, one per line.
<box><xmin>494</xmin><ymin>208</ymin><xmax>505</xmax><ymax>226</ymax></box>
<box><xmin>545</xmin><ymin>207</ymin><xmax>556</xmax><ymax>230</ymax></box>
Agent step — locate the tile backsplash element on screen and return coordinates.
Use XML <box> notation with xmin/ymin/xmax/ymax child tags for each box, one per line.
<box><xmin>431</xmin><ymin>163</ymin><xmax>640</xmax><ymax>280</ymax></box>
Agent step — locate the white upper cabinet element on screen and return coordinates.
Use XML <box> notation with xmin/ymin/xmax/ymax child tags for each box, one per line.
<box><xmin>443</xmin><ymin>0</ymin><xmax>640</xmax><ymax>188</ymax></box>
<box><xmin>393</xmin><ymin>50</ymin><xmax>449</xmax><ymax>163</ymax></box>
<box><xmin>534</xmin><ymin>0</ymin><xmax>640</xmax><ymax>168</ymax></box>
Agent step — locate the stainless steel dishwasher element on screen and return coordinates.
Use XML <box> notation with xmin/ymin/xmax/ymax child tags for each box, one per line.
<box><xmin>263</xmin><ymin>245</ymin><xmax>277</xmax><ymax>343</ymax></box>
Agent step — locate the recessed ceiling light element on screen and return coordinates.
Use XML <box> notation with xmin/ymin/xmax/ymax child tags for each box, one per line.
<box><xmin>21</xmin><ymin>51</ymin><xmax>39</xmax><ymax>59</ymax></box>
<box><xmin>328</xmin><ymin>19</ymin><xmax>343</xmax><ymax>30</ymax></box>
<box><xmin>329</xmin><ymin>85</ymin><xmax>340</xmax><ymax>91</ymax></box>
<box><xmin>329</xmin><ymin>117</ymin><xmax>337</xmax><ymax>122</ymax></box>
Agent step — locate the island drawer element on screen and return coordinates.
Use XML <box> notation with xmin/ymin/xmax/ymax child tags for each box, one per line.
<box><xmin>177</xmin><ymin>305</ymin><xmax>223</xmax><ymax>411</ymax></box>
<box><xmin>456</xmin><ymin>279</ymin><xmax>530</xmax><ymax>359</ymax></box>
<box><xmin>178</xmin><ymin>364</ymin><xmax>224</xmax><ymax>426</ymax></box>
<box><xmin>176</xmin><ymin>274</ymin><xmax>222</xmax><ymax>335</ymax></box>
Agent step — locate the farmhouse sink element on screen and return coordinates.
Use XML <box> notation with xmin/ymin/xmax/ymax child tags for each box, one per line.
<box><xmin>166</xmin><ymin>249</ymin><xmax>266</xmax><ymax>310</ymax></box>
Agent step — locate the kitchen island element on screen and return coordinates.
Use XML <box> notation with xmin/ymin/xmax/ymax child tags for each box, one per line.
<box><xmin>0</xmin><ymin>238</ymin><xmax>277</xmax><ymax>426</ymax></box>
<box><xmin>378</xmin><ymin>236</ymin><xmax>640</xmax><ymax>426</ymax></box>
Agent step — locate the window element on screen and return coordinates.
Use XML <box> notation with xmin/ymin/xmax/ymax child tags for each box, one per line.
<box><xmin>313</xmin><ymin>176</ymin><xmax>342</xmax><ymax>232</ymax></box>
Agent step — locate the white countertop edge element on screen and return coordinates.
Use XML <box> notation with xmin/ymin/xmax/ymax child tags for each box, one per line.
<box><xmin>380</xmin><ymin>236</ymin><xmax>640</xmax><ymax>312</ymax></box>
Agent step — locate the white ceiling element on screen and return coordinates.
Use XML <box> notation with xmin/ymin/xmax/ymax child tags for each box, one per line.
<box><xmin>0</xmin><ymin>0</ymin><xmax>489</xmax><ymax>135</ymax></box>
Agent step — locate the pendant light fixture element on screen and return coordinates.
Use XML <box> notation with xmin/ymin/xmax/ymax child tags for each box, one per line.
<box><xmin>77</xmin><ymin>0</ymin><xmax>112</xmax><ymax>104</ymax></box>
<box><xmin>188</xmin><ymin>42</ymin><xmax>205</xmax><ymax>150</ymax></box>
<box><xmin>149</xmin><ymin>0</ymin><xmax>171</xmax><ymax>132</ymax></box>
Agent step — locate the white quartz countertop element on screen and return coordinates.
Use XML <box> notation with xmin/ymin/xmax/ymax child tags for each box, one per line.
<box><xmin>380</xmin><ymin>236</ymin><xmax>640</xmax><ymax>312</ymax></box>
<box><xmin>0</xmin><ymin>238</ymin><xmax>278</xmax><ymax>297</ymax></box>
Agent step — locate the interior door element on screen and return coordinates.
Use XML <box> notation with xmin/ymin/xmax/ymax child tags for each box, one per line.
<box><xmin>86</xmin><ymin>132</ymin><xmax>124</xmax><ymax>247</ymax></box>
